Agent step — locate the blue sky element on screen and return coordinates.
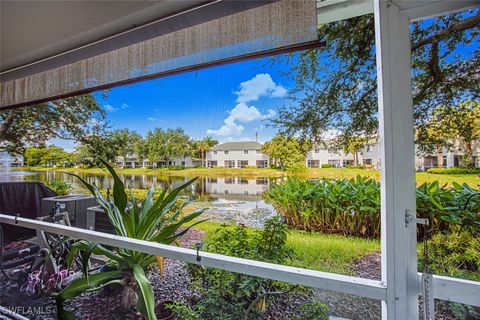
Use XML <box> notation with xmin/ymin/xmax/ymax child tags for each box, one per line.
<box><xmin>52</xmin><ymin>55</ymin><xmax>297</xmax><ymax>151</ymax></box>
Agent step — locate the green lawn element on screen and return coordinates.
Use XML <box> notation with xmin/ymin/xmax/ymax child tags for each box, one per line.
<box><xmin>16</xmin><ymin>166</ymin><xmax>480</xmax><ymax>186</ymax></box>
<box><xmin>193</xmin><ymin>220</ymin><xmax>379</xmax><ymax>275</ymax></box>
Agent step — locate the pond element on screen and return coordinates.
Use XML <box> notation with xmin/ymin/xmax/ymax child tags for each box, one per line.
<box><xmin>20</xmin><ymin>171</ymin><xmax>280</xmax><ymax>227</ymax></box>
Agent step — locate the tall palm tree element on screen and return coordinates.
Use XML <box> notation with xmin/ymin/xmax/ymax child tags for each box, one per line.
<box><xmin>195</xmin><ymin>137</ymin><xmax>218</xmax><ymax>167</ymax></box>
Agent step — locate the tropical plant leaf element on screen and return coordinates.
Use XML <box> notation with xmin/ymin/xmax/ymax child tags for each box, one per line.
<box><xmin>132</xmin><ymin>265</ymin><xmax>157</xmax><ymax>320</ymax></box>
<box><xmin>100</xmin><ymin>159</ymin><xmax>128</xmax><ymax>212</ymax></box>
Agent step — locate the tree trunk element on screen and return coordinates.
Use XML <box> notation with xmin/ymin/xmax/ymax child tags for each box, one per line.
<box><xmin>436</xmin><ymin>144</ymin><xmax>444</xmax><ymax>168</ymax></box>
<box><xmin>353</xmin><ymin>152</ymin><xmax>359</xmax><ymax>166</ymax></box>
<box><xmin>0</xmin><ymin>111</ymin><xmax>16</xmax><ymax>139</ymax></box>
<box><xmin>465</xmin><ymin>140</ymin><xmax>474</xmax><ymax>168</ymax></box>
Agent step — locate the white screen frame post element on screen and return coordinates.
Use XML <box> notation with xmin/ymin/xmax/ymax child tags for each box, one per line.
<box><xmin>374</xmin><ymin>1</ymin><xmax>418</xmax><ymax>319</ymax></box>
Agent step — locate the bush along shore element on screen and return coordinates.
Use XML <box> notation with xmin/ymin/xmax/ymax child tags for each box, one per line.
<box><xmin>264</xmin><ymin>176</ymin><xmax>480</xmax><ymax>239</ymax></box>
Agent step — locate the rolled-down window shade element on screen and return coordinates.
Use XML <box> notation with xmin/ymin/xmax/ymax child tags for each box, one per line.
<box><xmin>0</xmin><ymin>0</ymin><xmax>318</xmax><ymax>109</ymax></box>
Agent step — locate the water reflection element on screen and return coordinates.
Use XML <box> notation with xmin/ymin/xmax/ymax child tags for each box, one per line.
<box><xmin>22</xmin><ymin>171</ymin><xmax>279</xmax><ymax>227</ymax></box>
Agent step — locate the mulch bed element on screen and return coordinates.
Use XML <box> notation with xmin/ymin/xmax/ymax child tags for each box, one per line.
<box><xmin>2</xmin><ymin>237</ymin><xmax>477</xmax><ymax>319</ymax></box>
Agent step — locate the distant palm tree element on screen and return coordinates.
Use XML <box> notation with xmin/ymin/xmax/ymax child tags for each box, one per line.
<box><xmin>195</xmin><ymin>137</ymin><xmax>218</xmax><ymax>167</ymax></box>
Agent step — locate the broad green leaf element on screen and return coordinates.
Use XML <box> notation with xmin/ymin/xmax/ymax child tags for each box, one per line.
<box><xmin>132</xmin><ymin>265</ymin><xmax>157</xmax><ymax>320</ymax></box>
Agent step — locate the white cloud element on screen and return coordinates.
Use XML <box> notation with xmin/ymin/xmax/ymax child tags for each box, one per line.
<box><xmin>104</xmin><ymin>104</ymin><xmax>118</xmax><ymax>112</ymax></box>
<box><xmin>207</xmin><ymin>122</ymin><xmax>244</xmax><ymax>136</ymax></box>
<box><xmin>261</xmin><ymin>109</ymin><xmax>276</xmax><ymax>120</ymax></box>
<box><xmin>147</xmin><ymin>117</ymin><xmax>158</xmax><ymax>122</ymax></box>
<box><xmin>228</xmin><ymin>103</ymin><xmax>262</xmax><ymax>122</ymax></box>
<box><xmin>207</xmin><ymin>74</ymin><xmax>284</xmax><ymax>138</ymax></box>
<box><xmin>121</xmin><ymin>103</ymin><xmax>130</xmax><ymax>109</ymax></box>
<box><xmin>234</xmin><ymin>73</ymin><xmax>287</xmax><ymax>103</ymax></box>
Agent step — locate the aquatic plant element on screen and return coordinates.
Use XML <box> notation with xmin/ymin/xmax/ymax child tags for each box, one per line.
<box><xmin>265</xmin><ymin>176</ymin><xmax>479</xmax><ymax>238</ymax></box>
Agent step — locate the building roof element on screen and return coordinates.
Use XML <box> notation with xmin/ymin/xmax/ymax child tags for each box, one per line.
<box><xmin>211</xmin><ymin>141</ymin><xmax>263</xmax><ymax>151</ymax></box>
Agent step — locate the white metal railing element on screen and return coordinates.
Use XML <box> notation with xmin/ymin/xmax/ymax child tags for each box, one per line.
<box><xmin>1</xmin><ymin>213</ymin><xmax>479</xmax><ymax>308</ymax></box>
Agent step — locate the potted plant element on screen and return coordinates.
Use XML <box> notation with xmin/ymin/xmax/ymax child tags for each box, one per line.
<box><xmin>55</xmin><ymin>160</ymin><xmax>205</xmax><ymax>320</ymax></box>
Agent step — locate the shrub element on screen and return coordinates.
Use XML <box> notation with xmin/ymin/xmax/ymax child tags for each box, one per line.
<box><xmin>171</xmin><ymin>217</ymin><xmax>328</xmax><ymax>319</ymax></box>
<box><xmin>345</xmin><ymin>164</ymin><xmax>367</xmax><ymax>169</ymax></box>
<box><xmin>287</xmin><ymin>162</ymin><xmax>308</xmax><ymax>173</ymax></box>
<box><xmin>321</xmin><ymin>164</ymin><xmax>334</xmax><ymax>168</ymax></box>
<box><xmin>426</xmin><ymin>167</ymin><xmax>480</xmax><ymax>174</ymax></box>
<box><xmin>418</xmin><ymin>231</ymin><xmax>480</xmax><ymax>281</ymax></box>
<box><xmin>45</xmin><ymin>180</ymin><xmax>72</xmax><ymax>196</ymax></box>
<box><xmin>167</xmin><ymin>164</ymin><xmax>185</xmax><ymax>170</ymax></box>
<box><xmin>265</xmin><ymin>177</ymin><xmax>480</xmax><ymax>238</ymax></box>
<box><xmin>245</xmin><ymin>165</ymin><xmax>258</xmax><ymax>169</ymax></box>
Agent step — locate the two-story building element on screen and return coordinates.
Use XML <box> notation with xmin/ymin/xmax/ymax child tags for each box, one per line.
<box><xmin>206</xmin><ymin>142</ymin><xmax>269</xmax><ymax>168</ymax></box>
<box><xmin>305</xmin><ymin>139</ymin><xmax>479</xmax><ymax>170</ymax></box>
<box><xmin>115</xmin><ymin>155</ymin><xmax>202</xmax><ymax>168</ymax></box>
<box><xmin>306</xmin><ymin>142</ymin><xmax>381</xmax><ymax>168</ymax></box>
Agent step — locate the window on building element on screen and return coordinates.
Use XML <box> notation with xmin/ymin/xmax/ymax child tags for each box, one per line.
<box><xmin>256</xmin><ymin>178</ymin><xmax>268</xmax><ymax>185</ymax></box>
<box><xmin>208</xmin><ymin>160</ymin><xmax>217</xmax><ymax>168</ymax></box>
<box><xmin>364</xmin><ymin>159</ymin><xmax>372</xmax><ymax>165</ymax></box>
<box><xmin>238</xmin><ymin>160</ymin><xmax>248</xmax><ymax>168</ymax></box>
<box><xmin>424</xmin><ymin>156</ymin><xmax>438</xmax><ymax>168</ymax></box>
<box><xmin>224</xmin><ymin>190</ymin><xmax>230</xmax><ymax>195</ymax></box>
<box><xmin>225</xmin><ymin>178</ymin><xmax>235</xmax><ymax>184</ymax></box>
<box><xmin>314</xmin><ymin>149</ymin><xmax>319</xmax><ymax>154</ymax></box>
<box><xmin>307</xmin><ymin>160</ymin><xmax>320</xmax><ymax>168</ymax></box>
<box><xmin>225</xmin><ymin>150</ymin><xmax>229</xmax><ymax>155</ymax></box>
<box><xmin>213</xmin><ymin>151</ymin><xmax>217</xmax><ymax>155</ymax></box>
<box><xmin>256</xmin><ymin>149</ymin><xmax>261</xmax><ymax>154</ymax></box>
<box><xmin>238</xmin><ymin>178</ymin><xmax>249</xmax><ymax>184</ymax></box>
<box><xmin>224</xmin><ymin>160</ymin><xmax>235</xmax><ymax>168</ymax></box>
<box><xmin>181</xmin><ymin>161</ymin><xmax>185</xmax><ymax>166</ymax></box>
<box><xmin>256</xmin><ymin>160</ymin><xmax>268</xmax><ymax>168</ymax></box>
<box><xmin>243</xmin><ymin>190</ymin><xmax>249</xmax><ymax>195</ymax></box>
<box><xmin>328</xmin><ymin>160</ymin><xmax>340</xmax><ymax>167</ymax></box>
<box><xmin>343</xmin><ymin>160</ymin><xmax>354</xmax><ymax>166</ymax></box>
<box><xmin>207</xmin><ymin>177</ymin><xmax>217</xmax><ymax>183</ymax></box>
<box><xmin>244</xmin><ymin>150</ymin><xmax>248</xmax><ymax>154</ymax></box>
<box><xmin>454</xmin><ymin>155</ymin><xmax>460</xmax><ymax>167</ymax></box>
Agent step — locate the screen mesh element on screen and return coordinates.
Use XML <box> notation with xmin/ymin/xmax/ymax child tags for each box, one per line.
<box><xmin>0</xmin><ymin>0</ymin><xmax>318</xmax><ymax>109</ymax></box>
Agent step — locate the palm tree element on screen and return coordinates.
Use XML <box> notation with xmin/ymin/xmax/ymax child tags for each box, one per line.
<box><xmin>194</xmin><ymin>137</ymin><xmax>218</xmax><ymax>167</ymax></box>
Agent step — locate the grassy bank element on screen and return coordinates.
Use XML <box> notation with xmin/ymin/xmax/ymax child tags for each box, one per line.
<box><xmin>193</xmin><ymin>220</ymin><xmax>379</xmax><ymax>275</ymax></box>
<box><xmin>14</xmin><ymin>166</ymin><xmax>480</xmax><ymax>186</ymax></box>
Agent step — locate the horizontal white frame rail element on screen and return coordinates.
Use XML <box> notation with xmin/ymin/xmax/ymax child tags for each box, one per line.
<box><xmin>0</xmin><ymin>214</ymin><xmax>386</xmax><ymax>300</ymax></box>
<box><xmin>2</xmin><ymin>214</ymin><xmax>479</xmax><ymax>308</ymax></box>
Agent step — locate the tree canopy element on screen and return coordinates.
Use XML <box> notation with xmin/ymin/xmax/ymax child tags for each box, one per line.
<box><xmin>0</xmin><ymin>95</ymin><xmax>105</xmax><ymax>155</ymax></box>
<box><xmin>144</xmin><ymin>128</ymin><xmax>192</xmax><ymax>162</ymax></box>
<box><xmin>271</xmin><ymin>9</ymin><xmax>480</xmax><ymax>148</ymax></box>
<box><xmin>111</xmin><ymin>129</ymin><xmax>143</xmax><ymax>164</ymax></box>
<box><xmin>262</xmin><ymin>134</ymin><xmax>311</xmax><ymax>170</ymax></box>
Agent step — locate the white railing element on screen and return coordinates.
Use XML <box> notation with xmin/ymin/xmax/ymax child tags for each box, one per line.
<box><xmin>1</xmin><ymin>213</ymin><xmax>479</xmax><ymax>309</ymax></box>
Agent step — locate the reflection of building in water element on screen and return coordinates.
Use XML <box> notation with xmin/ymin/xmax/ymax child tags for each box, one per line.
<box><xmin>205</xmin><ymin>177</ymin><xmax>269</xmax><ymax>196</ymax></box>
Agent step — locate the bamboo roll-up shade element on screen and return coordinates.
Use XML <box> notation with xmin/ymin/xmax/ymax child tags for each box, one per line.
<box><xmin>0</xmin><ymin>0</ymin><xmax>318</xmax><ymax>109</ymax></box>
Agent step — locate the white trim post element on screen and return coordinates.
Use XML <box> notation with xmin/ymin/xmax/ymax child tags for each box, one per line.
<box><xmin>374</xmin><ymin>1</ymin><xmax>418</xmax><ymax>319</ymax></box>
